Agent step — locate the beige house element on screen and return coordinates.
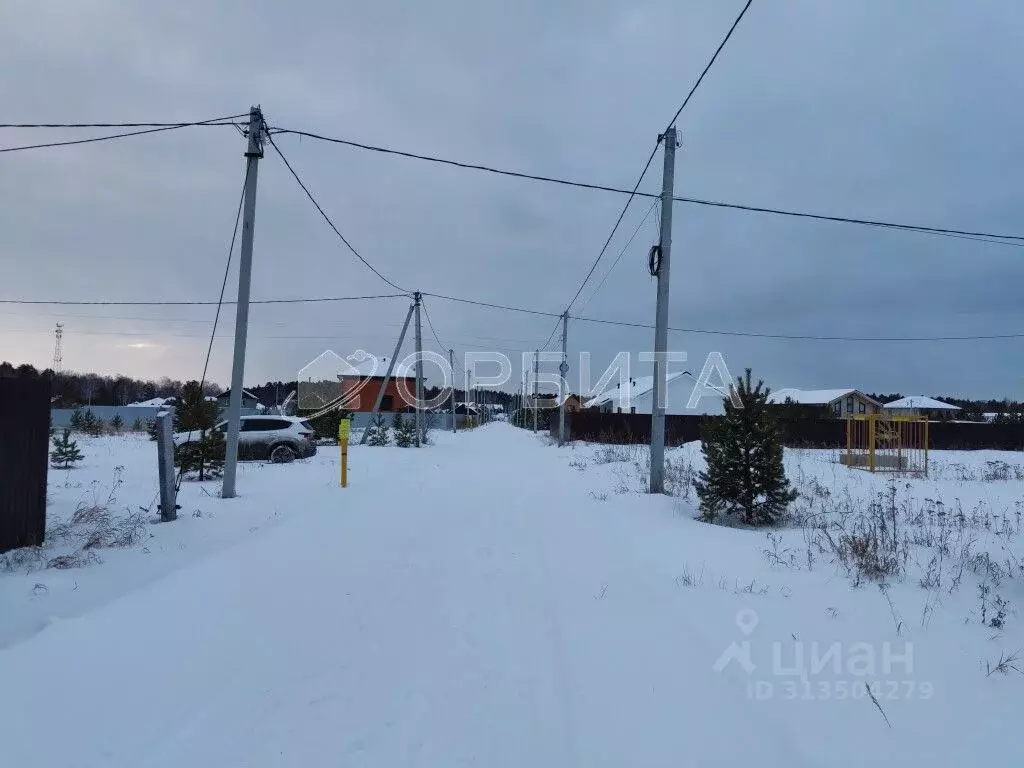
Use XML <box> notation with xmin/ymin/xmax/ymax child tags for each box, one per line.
<box><xmin>768</xmin><ymin>388</ymin><xmax>882</xmax><ymax>418</ymax></box>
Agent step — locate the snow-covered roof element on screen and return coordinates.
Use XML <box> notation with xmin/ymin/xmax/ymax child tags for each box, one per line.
<box><xmin>584</xmin><ymin>373</ymin><xmax>687</xmax><ymax>410</ymax></box>
<box><xmin>216</xmin><ymin>389</ymin><xmax>260</xmax><ymax>402</ymax></box>
<box><xmin>883</xmin><ymin>396</ymin><xmax>960</xmax><ymax>411</ymax></box>
<box><xmin>126</xmin><ymin>397</ymin><xmax>173</xmax><ymax>408</ymax></box>
<box><xmin>767</xmin><ymin>388</ymin><xmax>879</xmax><ymax>406</ymax></box>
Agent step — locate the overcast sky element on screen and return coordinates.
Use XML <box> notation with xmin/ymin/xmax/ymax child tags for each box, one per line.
<box><xmin>1</xmin><ymin>0</ymin><xmax>1022</xmax><ymax>400</ymax></box>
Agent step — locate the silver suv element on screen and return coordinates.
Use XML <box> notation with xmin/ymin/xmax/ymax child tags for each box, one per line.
<box><xmin>174</xmin><ymin>415</ymin><xmax>317</xmax><ymax>463</ymax></box>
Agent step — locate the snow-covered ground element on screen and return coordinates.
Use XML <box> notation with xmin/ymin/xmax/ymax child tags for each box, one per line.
<box><xmin>1</xmin><ymin>424</ymin><xmax>1022</xmax><ymax>766</ymax></box>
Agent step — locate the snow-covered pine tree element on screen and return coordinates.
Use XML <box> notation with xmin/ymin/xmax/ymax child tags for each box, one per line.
<box><xmin>50</xmin><ymin>428</ymin><xmax>84</xmax><ymax>469</ymax></box>
<box><xmin>694</xmin><ymin>368</ymin><xmax>796</xmax><ymax>526</ymax></box>
<box><xmin>366</xmin><ymin>412</ymin><xmax>390</xmax><ymax>446</ymax></box>
<box><xmin>82</xmin><ymin>409</ymin><xmax>105</xmax><ymax>437</ymax></box>
<box><xmin>109</xmin><ymin>414</ymin><xmax>124</xmax><ymax>434</ymax></box>
<box><xmin>147</xmin><ymin>419</ymin><xmax>159</xmax><ymax>441</ymax></box>
<box><xmin>131</xmin><ymin>418</ymin><xmax>144</xmax><ymax>432</ymax></box>
<box><xmin>69</xmin><ymin>407</ymin><xmax>85</xmax><ymax>431</ymax></box>
<box><xmin>393</xmin><ymin>412</ymin><xmax>415</xmax><ymax>447</ymax></box>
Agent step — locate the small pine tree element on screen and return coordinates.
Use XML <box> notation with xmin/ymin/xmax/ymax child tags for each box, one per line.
<box><xmin>393</xmin><ymin>412</ymin><xmax>416</xmax><ymax>447</ymax></box>
<box><xmin>69</xmin><ymin>407</ymin><xmax>85</xmax><ymax>431</ymax></box>
<box><xmin>174</xmin><ymin>381</ymin><xmax>220</xmax><ymax>433</ymax></box>
<box><xmin>109</xmin><ymin>414</ymin><xmax>124</xmax><ymax>434</ymax></box>
<box><xmin>81</xmin><ymin>409</ymin><xmax>104</xmax><ymax>437</ymax></box>
<box><xmin>366</xmin><ymin>412</ymin><xmax>391</xmax><ymax>446</ymax></box>
<box><xmin>175</xmin><ymin>427</ymin><xmax>226</xmax><ymax>481</ymax></box>
<box><xmin>131</xmin><ymin>418</ymin><xmax>144</xmax><ymax>432</ymax></box>
<box><xmin>147</xmin><ymin>419</ymin><xmax>159</xmax><ymax>441</ymax></box>
<box><xmin>694</xmin><ymin>369</ymin><xmax>797</xmax><ymax>526</ymax></box>
<box><xmin>50</xmin><ymin>428</ymin><xmax>84</xmax><ymax>469</ymax></box>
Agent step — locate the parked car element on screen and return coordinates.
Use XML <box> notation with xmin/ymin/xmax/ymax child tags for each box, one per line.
<box><xmin>173</xmin><ymin>415</ymin><xmax>317</xmax><ymax>463</ymax></box>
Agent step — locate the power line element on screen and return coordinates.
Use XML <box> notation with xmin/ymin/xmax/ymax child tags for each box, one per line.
<box><xmin>0</xmin><ymin>294</ymin><xmax>409</xmax><ymax>307</ymax></box>
<box><xmin>0</xmin><ymin>119</ymin><xmax>248</xmax><ymax>128</ymax></box>
<box><xmin>671</xmin><ymin>195</ymin><xmax>1024</xmax><ymax>245</ymax></box>
<box><xmin>267</xmin><ymin>130</ymin><xmax>1024</xmax><ymax>247</ymax></box>
<box><xmin>570</xmin><ymin>313</ymin><xmax>1024</xmax><ymax>342</ymax></box>
<box><xmin>175</xmin><ymin>174</ymin><xmax>247</xmax><ymax>493</ymax></box>
<box><xmin>584</xmin><ymin>198</ymin><xmax>660</xmax><ymax>307</ymax></box>
<box><xmin>264</xmin><ymin>131</ymin><xmax>407</xmax><ymax>292</ymax></box>
<box><xmin>0</xmin><ymin>115</ymin><xmax>247</xmax><ymax>154</ymax></box>
<box><xmin>662</xmin><ymin>0</ymin><xmax>754</xmax><ymax>130</ymax></box>
<box><xmin>557</xmin><ymin>0</ymin><xmax>756</xmax><ymax>320</ymax></box>
<box><xmin>420</xmin><ymin>298</ymin><xmax>448</xmax><ymax>352</ymax></box>
<box><xmin>421</xmin><ymin>292</ymin><xmax>562</xmax><ymax>318</ymax></box>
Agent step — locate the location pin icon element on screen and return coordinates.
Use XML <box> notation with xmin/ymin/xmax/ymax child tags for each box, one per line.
<box><xmin>736</xmin><ymin>609</ymin><xmax>759</xmax><ymax>636</ymax></box>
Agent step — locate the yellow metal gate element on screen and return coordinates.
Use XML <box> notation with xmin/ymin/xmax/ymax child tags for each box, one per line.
<box><xmin>845</xmin><ymin>414</ymin><xmax>929</xmax><ymax>475</ymax></box>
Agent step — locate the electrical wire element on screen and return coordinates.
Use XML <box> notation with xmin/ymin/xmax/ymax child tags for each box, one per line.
<box><xmin>583</xmin><ymin>198</ymin><xmax>660</xmax><ymax>307</ymax></box>
<box><xmin>0</xmin><ymin>115</ymin><xmax>247</xmax><ymax>154</ymax></box>
<box><xmin>264</xmin><ymin>131</ymin><xmax>407</xmax><ymax>292</ymax></box>
<box><xmin>551</xmin><ymin>0</ymin><xmax>754</xmax><ymax>322</ymax></box>
<box><xmin>570</xmin><ymin>313</ymin><xmax>1024</xmax><ymax>342</ymax></box>
<box><xmin>421</xmin><ymin>292</ymin><xmax>562</xmax><ymax>318</ymax></box>
<box><xmin>421</xmin><ymin>299</ymin><xmax>449</xmax><ymax>352</ymax></box>
<box><xmin>174</xmin><ymin>171</ymin><xmax>246</xmax><ymax>494</ymax></box>
<box><xmin>0</xmin><ymin>118</ymin><xmax>249</xmax><ymax>128</ymax></box>
<box><xmin>266</xmin><ymin>128</ymin><xmax>1024</xmax><ymax>247</ymax></box>
<box><xmin>0</xmin><ymin>294</ymin><xmax>410</xmax><ymax>306</ymax></box>
<box><xmin>662</xmin><ymin>0</ymin><xmax>754</xmax><ymax>131</ymax></box>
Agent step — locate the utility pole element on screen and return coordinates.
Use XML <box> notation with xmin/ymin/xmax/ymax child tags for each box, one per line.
<box><xmin>222</xmin><ymin>106</ymin><xmax>264</xmax><ymax>499</ymax></box>
<box><xmin>449</xmin><ymin>348</ymin><xmax>457</xmax><ymax>433</ymax></box>
<box><xmin>533</xmin><ymin>348</ymin><xmax>540</xmax><ymax>434</ymax></box>
<box><xmin>649</xmin><ymin>126</ymin><xmax>677</xmax><ymax>494</ymax></box>
<box><xmin>359</xmin><ymin>302</ymin><xmax>415</xmax><ymax>445</ymax></box>
<box><xmin>559</xmin><ymin>312</ymin><xmax>568</xmax><ymax>445</ymax></box>
<box><xmin>413</xmin><ymin>291</ymin><xmax>424</xmax><ymax>447</ymax></box>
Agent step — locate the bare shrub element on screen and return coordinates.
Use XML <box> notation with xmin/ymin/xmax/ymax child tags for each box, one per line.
<box><xmin>985</xmin><ymin>650</ymin><xmax>1023</xmax><ymax>677</ymax></box>
<box><xmin>46</xmin><ymin>551</ymin><xmax>101</xmax><ymax>570</ymax></box>
<box><xmin>663</xmin><ymin>455</ymin><xmax>696</xmax><ymax>500</ymax></box>
<box><xmin>676</xmin><ymin>563</ymin><xmax>705</xmax><ymax>588</ymax></box>
<box><xmin>0</xmin><ymin>547</ymin><xmax>45</xmax><ymax>573</ymax></box>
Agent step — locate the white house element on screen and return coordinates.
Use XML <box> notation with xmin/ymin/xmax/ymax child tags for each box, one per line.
<box><xmin>584</xmin><ymin>372</ymin><xmax>722</xmax><ymax>415</ymax></box>
<box><xmin>883</xmin><ymin>396</ymin><xmax>960</xmax><ymax>418</ymax></box>
<box><xmin>768</xmin><ymin>388</ymin><xmax>882</xmax><ymax>418</ymax></box>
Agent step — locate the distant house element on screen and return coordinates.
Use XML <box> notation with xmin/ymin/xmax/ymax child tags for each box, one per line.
<box><xmin>584</xmin><ymin>373</ymin><xmax>693</xmax><ymax>415</ymax></box>
<box><xmin>339</xmin><ymin>356</ymin><xmax>418</xmax><ymax>413</ymax></box>
<box><xmin>215</xmin><ymin>389</ymin><xmax>264</xmax><ymax>413</ymax></box>
<box><xmin>768</xmin><ymin>388</ymin><xmax>882</xmax><ymax>418</ymax></box>
<box><xmin>883</xmin><ymin>396</ymin><xmax>960</xmax><ymax>419</ymax></box>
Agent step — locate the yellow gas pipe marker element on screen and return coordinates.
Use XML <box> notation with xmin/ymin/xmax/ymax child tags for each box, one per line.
<box><xmin>338</xmin><ymin>418</ymin><xmax>350</xmax><ymax>487</ymax></box>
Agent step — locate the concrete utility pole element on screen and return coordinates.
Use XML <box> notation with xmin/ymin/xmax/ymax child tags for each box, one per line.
<box><xmin>156</xmin><ymin>412</ymin><xmax>177</xmax><ymax>522</ymax></box>
<box><xmin>413</xmin><ymin>291</ymin><xmax>424</xmax><ymax>447</ymax></box>
<box><xmin>533</xmin><ymin>348</ymin><xmax>540</xmax><ymax>434</ymax></box>
<box><xmin>223</xmin><ymin>106</ymin><xmax>264</xmax><ymax>499</ymax></box>
<box><xmin>359</xmin><ymin>302</ymin><xmax>415</xmax><ymax>445</ymax></box>
<box><xmin>559</xmin><ymin>312</ymin><xmax>569</xmax><ymax>445</ymax></box>
<box><xmin>449</xmin><ymin>348</ymin><xmax>457</xmax><ymax>433</ymax></box>
<box><xmin>649</xmin><ymin>126</ymin><xmax>677</xmax><ymax>494</ymax></box>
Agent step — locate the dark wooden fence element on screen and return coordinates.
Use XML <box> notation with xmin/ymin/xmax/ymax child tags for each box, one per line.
<box><xmin>561</xmin><ymin>411</ymin><xmax>1024</xmax><ymax>451</ymax></box>
<box><xmin>0</xmin><ymin>377</ymin><xmax>50</xmax><ymax>553</ymax></box>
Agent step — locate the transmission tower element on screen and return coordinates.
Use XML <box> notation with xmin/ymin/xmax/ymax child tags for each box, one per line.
<box><xmin>53</xmin><ymin>323</ymin><xmax>63</xmax><ymax>373</ymax></box>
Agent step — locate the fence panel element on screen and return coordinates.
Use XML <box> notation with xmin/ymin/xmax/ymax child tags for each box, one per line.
<box><xmin>0</xmin><ymin>377</ymin><xmax>51</xmax><ymax>553</ymax></box>
<box><xmin>566</xmin><ymin>411</ymin><xmax>1019</xmax><ymax>451</ymax></box>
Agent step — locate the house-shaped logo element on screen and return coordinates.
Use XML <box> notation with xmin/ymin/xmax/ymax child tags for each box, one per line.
<box><xmin>297</xmin><ymin>349</ymin><xmax>379</xmax><ymax>412</ymax></box>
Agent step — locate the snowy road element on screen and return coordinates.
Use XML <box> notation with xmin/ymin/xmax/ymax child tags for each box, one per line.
<box><xmin>1</xmin><ymin>425</ymin><xmax>800</xmax><ymax>767</ymax></box>
<box><xmin>3</xmin><ymin>424</ymin><xmax>1020</xmax><ymax>766</ymax></box>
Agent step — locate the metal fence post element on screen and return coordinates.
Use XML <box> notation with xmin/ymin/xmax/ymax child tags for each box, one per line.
<box><xmin>156</xmin><ymin>412</ymin><xmax>177</xmax><ymax>521</ymax></box>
